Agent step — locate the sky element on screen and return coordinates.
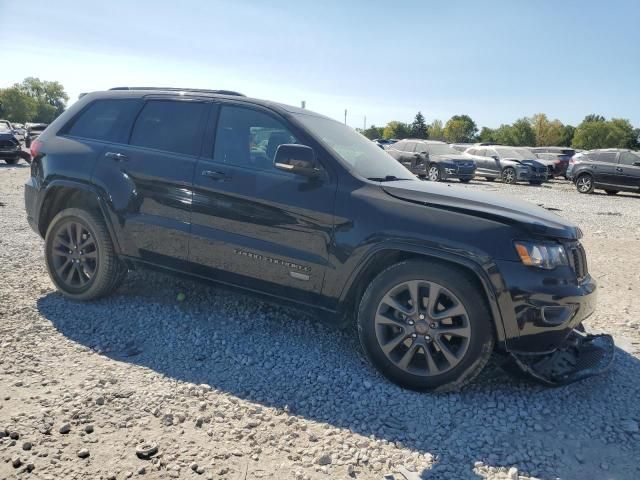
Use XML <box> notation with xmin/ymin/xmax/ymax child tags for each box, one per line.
<box><xmin>1</xmin><ymin>0</ymin><xmax>639</xmax><ymax>129</ymax></box>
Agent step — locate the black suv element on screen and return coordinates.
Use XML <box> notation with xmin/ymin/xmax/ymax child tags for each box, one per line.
<box><xmin>0</xmin><ymin>120</ymin><xmax>23</xmax><ymax>164</ymax></box>
<box><xmin>386</xmin><ymin>139</ymin><xmax>476</xmax><ymax>182</ymax></box>
<box><xmin>568</xmin><ymin>149</ymin><xmax>640</xmax><ymax>195</ymax></box>
<box><xmin>24</xmin><ymin>87</ymin><xmax>613</xmax><ymax>391</ymax></box>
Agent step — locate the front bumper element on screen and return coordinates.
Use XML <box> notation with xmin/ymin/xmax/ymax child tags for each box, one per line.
<box><xmin>517</xmin><ymin>169</ymin><xmax>548</xmax><ymax>182</ymax></box>
<box><xmin>0</xmin><ymin>147</ymin><xmax>21</xmax><ymax>159</ymax></box>
<box><xmin>508</xmin><ymin>331</ymin><xmax>614</xmax><ymax>386</ymax></box>
<box><xmin>442</xmin><ymin>167</ymin><xmax>476</xmax><ymax>180</ymax></box>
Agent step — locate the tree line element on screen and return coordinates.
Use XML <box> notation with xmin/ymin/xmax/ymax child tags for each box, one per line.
<box><xmin>360</xmin><ymin>112</ymin><xmax>640</xmax><ymax>150</ymax></box>
<box><xmin>0</xmin><ymin>77</ymin><xmax>69</xmax><ymax>124</ymax></box>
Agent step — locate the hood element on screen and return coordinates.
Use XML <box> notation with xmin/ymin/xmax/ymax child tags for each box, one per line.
<box><xmin>381</xmin><ymin>180</ymin><xmax>579</xmax><ymax>240</ymax></box>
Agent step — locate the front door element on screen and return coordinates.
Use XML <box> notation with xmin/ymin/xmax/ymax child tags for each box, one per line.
<box><xmin>590</xmin><ymin>151</ymin><xmax>619</xmax><ymax>185</ymax></box>
<box><xmin>92</xmin><ymin>97</ymin><xmax>210</xmax><ymax>264</ymax></box>
<box><xmin>614</xmin><ymin>151</ymin><xmax>640</xmax><ymax>190</ymax></box>
<box><xmin>189</xmin><ymin>103</ymin><xmax>336</xmax><ymax>303</ymax></box>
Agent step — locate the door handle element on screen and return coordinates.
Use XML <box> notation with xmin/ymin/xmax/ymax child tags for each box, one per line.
<box><xmin>202</xmin><ymin>170</ymin><xmax>231</xmax><ymax>181</ymax></box>
<box><xmin>105</xmin><ymin>151</ymin><xmax>128</xmax><ymax>161</ymax></box>
<box><xmin>616</xmin><ymin>167</ymin><xmax>623</xmax><ymax>172</ymax></box>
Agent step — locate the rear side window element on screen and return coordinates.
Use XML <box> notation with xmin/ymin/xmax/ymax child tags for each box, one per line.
<box><xmin>594</xmin><ymin>152</ymin><xmax>618</xmax><ymax>163</ymax></box>
<box><xmin>620</xmin><ymin>152</ymin><xmax>640</xmax><ymax>166</ymax></box>
<box><xmin>130</xmin><ymin>100</ymin><xmax>207</xmax><ymax>156</ymax></box>
<box><xmin>66</xmin><ymin>99</ymin><xmax>139</xmax><ymax>142</ymax></box>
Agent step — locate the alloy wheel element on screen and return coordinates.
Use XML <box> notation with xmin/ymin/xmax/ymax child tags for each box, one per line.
<box><xmin>577</xmin><ymin>176</ymin><xmax>592</xmax><ymax>193</ymax></box>
<box><xmin>428</xmin><ymin>165</ymin><xmax>440</xmax><ymax>182</ymax></box>
<box><xmin>50</xmin><ymin>220</ymin><xmax>98</xmax><ymax>290</ymax></box>
<box><xmin>502</xmin><ymin>168</ymin><xmax>516</xmax><ymax>184</ymax></box>
<box><xmin>374</xmin><ymin>280</ymin><xmax>471</xmax><ymax>376</ymax></box>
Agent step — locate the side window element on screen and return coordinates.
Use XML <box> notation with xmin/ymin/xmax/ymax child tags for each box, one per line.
<box><xmin>130</xmin><ymin>100</ymin><xmax>206</xmax><ymax>156</ymax></box>
<box><xmin>595</xmin><ymin>152</ymin><xmax>618</xmax><ymax>164</ymax></box>
<box><xmin>66</xmin><ymin>99</ymin><xmax>139</xmax><ymax>142</ymax></box>
<box><xmin>393</xmin><ymin>141</ymin><xmax>405</xmax><ymax>151</ymax></box>
<box><xmin>414</xmin><ymin>142</ymin><xmax>426</xmax><ymax>153</ymax></box>
<box><xmin>620</xmin><ymin>152</ymin><xmax>640</xmax><ymax>166</ymax></box>
<box><xmin>214</xmin><ymin>105</ymin><xmax>298</xmax><ymax>170</ymax></box>
<box><xmin>467</xmin><ymin>148</ymin><xmax>477</xmax><ymax>155</ymax></box>
<box><xmin>404</xmin><ymin>142</ymin><xmax>415</xmax><ymax>152</ymax></box>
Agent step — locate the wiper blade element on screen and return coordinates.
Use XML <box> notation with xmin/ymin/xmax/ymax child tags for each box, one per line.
<box><xmin>367</xmin><ymin>175</ymin><xmax>411</xmax><ymax>182</ymax></box>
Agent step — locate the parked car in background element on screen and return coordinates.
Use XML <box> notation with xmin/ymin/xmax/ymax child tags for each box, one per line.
<box><xmin>464</xmin><ymin>146</ymin><xmax>548</xmax><ymax>184</ymax></box>
<box><xmin>531</xmin><ymin>147</ymin><xmax>576</xmax><ymax>179</ymax></box>
<box><xmin>387</xmin><ymin>139</ymin><xmax>476</xmax><ymax>182</ymax></box>
<box><xmin>450</xmin><ymin>143</ymin><xmax>475</xmax><ymax>153</ymax></box>
<box><xmin>0</xmin><ymin>121</ymin><xmax>24</xmax><ymax>164</ymax></box>
<box><xmin>25</xmin><ymin>123</ymin><xmax>48</xmax><ymax>148</ymax></box>
<box><xmin>373</xmin><ymin>138</ymin><xmax>396</xmax><ymax>149</ymax></box>
<box><xmin>568</xmin><ymin>149</ymin><xmax>640</xmax><ymax>195</ymax></box>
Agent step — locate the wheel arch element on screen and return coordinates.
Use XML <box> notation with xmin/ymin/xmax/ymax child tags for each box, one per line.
<box><xmin>38</xmin><ymin>180</ymin><xmax>122</xmax><ymax>254</ymax></box>
<box><xmin>337</xmin><ymin>245</ymin><xmax>507</xmax><ymax>347</ymax></box>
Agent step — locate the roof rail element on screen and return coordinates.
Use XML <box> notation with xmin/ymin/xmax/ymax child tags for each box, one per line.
<box><xmin>109</xmin><ymin>87</ymin><xmax>246</xmax><ymax>97</ymax></box>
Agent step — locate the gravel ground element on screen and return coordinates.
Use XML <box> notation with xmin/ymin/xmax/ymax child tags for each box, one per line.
<box><xmin>1</xmin><ymin>164</ymin><xmax>639</xmax><ymax>480</ymax></box>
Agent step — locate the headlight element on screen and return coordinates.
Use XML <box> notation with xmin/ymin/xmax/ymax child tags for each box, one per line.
<box><xmin>514</xmin><ymin>241</ymin><xmax>569</xmax><ymax>269</ymax></box>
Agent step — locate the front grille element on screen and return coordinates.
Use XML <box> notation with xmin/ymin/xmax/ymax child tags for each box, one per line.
<box><xmin>547</xmin><ymin>165</ymin><xmax>554</xmax><ymax>174</ymax></box>
<box><xmin>569</xmin><ymin>243</ymin><xmax>588</xmax><ymax>280</ymax></box>
<box><xmin>0</xmin><ymin>139</ymin><xmax>17</xmax><ymax>148</ymax></box>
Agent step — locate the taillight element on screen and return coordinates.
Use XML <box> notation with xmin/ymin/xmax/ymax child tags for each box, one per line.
<box><xmin>30</xmin><ymin>139</ymin><xmax>43</xmax><ymax>158</ymax></box>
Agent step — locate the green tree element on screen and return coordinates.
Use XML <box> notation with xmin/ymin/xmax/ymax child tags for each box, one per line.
<box><xmin>383</xmin><ymin>121</ymin><xmax>410</xmax><ymax>139</ymax></box>
<box><xmin>530</xmin><ymin>113</ymin><xmax>564</xmax><ymax>146</ymax></box>
<box><xmin>493</xmin><ymin>118</ymin><xmax>536</xmax><ymax>146</ymax></box>
<box><xmin>12</xmin><ymin>77</ymin><xmax>69</xmax><ymax>123</ymax></box>
<box><xmin>570</xmin><ymin>115</ymin><xmax>636</xmax><ymax>149</ymax></box>
<box><xmin>559</xmin><ymin>125</ymin><xmax>575</xmax><ymax>147</ymax></box>
<box><xmin>478</xmin><ymin>126</ymin><xmax>497</xmax><ymax>143</ymax></box>
<box><xmin>609</xmin><ymin>118</ymin><xmax>639</xmax><ymax>149</ymax></box>
<box><xmin>409</xmin><ymin>111</ymin><xmax>428</xmax><ymax>139</ymax></box>
<box><xmin>443</xmin><ymin>115</ymin><xmax>478</xmax><ymax>143</ymax></box>
<box><xmin>362</xmin><ymin>125</ymin><xmax>384</xmax><ymax>140</ymax></box>
<box><xmin>583</xmin><ymin>114</ymin><xmax>606</xmax><ymax>123</ymax></box>
<box><xmin>0</xmin><ymin>87</ymin><xmax>37</xmax><ymax>123</ymax></box>
<box><xmin>429</xmin><ymin>119</ymin><xmax>444</xmax><ymax>141</ymax></box>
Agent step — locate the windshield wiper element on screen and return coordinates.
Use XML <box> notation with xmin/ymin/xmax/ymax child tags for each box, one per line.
<box><xmin>367</xmin><ymin>175</ymin><xmax>412</xmax><ymax>182</ymax></box>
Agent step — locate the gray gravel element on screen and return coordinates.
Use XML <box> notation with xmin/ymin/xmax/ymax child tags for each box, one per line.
<box><xmin>1</xmin><ymin>164</ymin><xmax>640</xmax><ymax>480</ymax></box>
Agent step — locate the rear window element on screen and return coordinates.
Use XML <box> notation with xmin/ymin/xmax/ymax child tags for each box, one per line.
<box><xmin>129</xmin><ymin>100</ymin><xmax>207</xmax><ymax>156</ymax></box>
<box><xmin>66</xmin><ymin>99</ymin><xmax>139</xmax><ymax>142</ymax></box>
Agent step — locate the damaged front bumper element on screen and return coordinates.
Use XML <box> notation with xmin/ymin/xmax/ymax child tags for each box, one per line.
<box><xmin>507</xmin><ymin>330</ymin><xmax>614</xmax><ymax>386</ymax></box>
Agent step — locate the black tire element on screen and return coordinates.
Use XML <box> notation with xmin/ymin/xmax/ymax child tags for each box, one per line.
<box><xmin>45</xmin><ymin>208</ymin><xmax>124</xmax><ymax>301</ymax></box>
<box><xmin>576</xmin><ymin>173</ymin><xmax>594</xmax><ymax>194</ymax></box>
<box><xmin>357</xmin><ymin>261</ymin><xmax>495</xmax><ymax>391</ymax></box>
<box><xmin>427</xmin><ymin>164</ymin><xmax>441</xmax><ymax>182</ymax></box>
<box><xmin>502</xmin><ymin>167</ymin><xmax>516</xmax><ymax>184</ymax></box>
<box><xmin>485</xmin><ymin>177</ymin><xmax>496</xmax><ymax>182</ymax></box>
<box><xmin>4</xmin><ymin>158</ymin><xmax>19</xmax><ymax>165</ymax></box>
<box><xmin>605</xmin><ymin>190</ymin><xmax>619</xmax><ymax>195</ymax></box>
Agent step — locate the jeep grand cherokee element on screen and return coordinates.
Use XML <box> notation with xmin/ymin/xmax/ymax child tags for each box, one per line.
<box><xmin>24</xmin><ymin>87</ymin><xmax>613</xmax><ymax>391</ymax></box>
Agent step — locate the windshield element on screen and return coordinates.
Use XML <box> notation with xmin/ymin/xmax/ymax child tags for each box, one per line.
<box><xmin>495</xmin><ymin>147</ymin><xmax>536</xmax><ymax>160</ymax></box>
<box><xmin>292</xmin><ymin>113</ymin><xmax>413</xmax><ymax>180</ymax></box>
<box><xmin>425</xmin><ymin>143</ymin><xmax>461</xmax><ymax>156</ymax></box>
<box><xmin>0</xmin><ymin>123</ymin><xmax>11</xmax><ymax>133</ymax></box>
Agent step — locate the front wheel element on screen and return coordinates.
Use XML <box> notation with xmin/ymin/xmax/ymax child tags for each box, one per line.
<box><xmin>45</xmin><ymin>208</ymin><xmax>125</xmax><ymax>301</ymax></box>
<box><xmin>502</xmin><ymin>167</ymin><xmax>516</xmax><ymax>184</ymax></box>
<box><xmin>576</xmin><ymin>174</ymin><xmax>594</xmax><ymax>194</ymax></box>
<box><xmin>357</xmin><ymin>261</ymin><xmax>495</xmax><ymax>391</ymax></box>
<box><xmin>428</xmin><ymin>164</ymin><xmax>441</xmax><ymax>182</ymax></box>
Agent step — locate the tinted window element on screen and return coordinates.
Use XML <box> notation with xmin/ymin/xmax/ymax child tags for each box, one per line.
<box><xmin>67</xmin><ymin>99</ymin><xmax>139</xmax><ymax>142</ymax></box>
<box><xmin>414</xmin><ymin>142</ymin><xmax>428</xmax><ymax>153</ymax></box>
<box><xmin>594</xmin><ymin>152</ymin><xmax>618</xmax><ymax>163</ymax></box>
<box><xmin>214</xmin><ymin>105</ymin><xmax>298</xmax><ymax>170</ymax></box>
<box><xmin>130</xmin><ymin>100</ymin><xmax>206</xmax><ymax>156</ymax></box>
<box><xmin>404</xmin><ymin>142</ymin><xmax>416</xmax><ymax>152</ymax></box>
<box><xmin>620</xmin><ymin>152</ymin><xmax>640</xmax><ymax>166</ymax></box>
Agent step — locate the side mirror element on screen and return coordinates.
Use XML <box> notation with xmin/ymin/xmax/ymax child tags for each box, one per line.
<box><xmin>274</xmin><ymin>144</ymin><xmax>319</xmax><ymax>177</ymax></box>
<box><xmin>491</xmin><ymin>155</ymin><xmax>499</xmax><ymax>161</ymax></box>
<box><xmin>633</xmin><ymin>161</ymin><xmax>640</xmax><ymax>167</ymax></box>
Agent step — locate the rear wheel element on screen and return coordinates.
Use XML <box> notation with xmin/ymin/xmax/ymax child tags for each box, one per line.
<box><xmin>45</xmin><ymin>208</ymin><xmax>125</xmax><ymax>301</ymax></box>
<box><xmin>428</xmin><ymin>164</ymin><xmax>441</xmax><ymax>182</ymax></box>
<box><xmin>357</xmin><ymin>261</ymin><xmax>494</xmax><ymax>391</ymax></box>
<box><xmin>502</xmin><ymin>167</ymin><xmax>516</xmax><ymax>184</ymax></box>
<box><xmin>576</xmin><ymin>174</ymin><xmax>594</xmax><ymax>194</ymax></box>
<box><xmin>605</xmin><ymin>190</ymin><xmax>619</xmax><ymax>195</ymax></box>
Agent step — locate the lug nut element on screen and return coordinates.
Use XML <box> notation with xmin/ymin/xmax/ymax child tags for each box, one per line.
<box><xmin>424</xmin><ymin>335</ymin><xmax>432</xmax><ymax>342</ymax></box>
<box><xmin>430</xmin><ymin>323</ymin><xmax>437</xmax><ymax>328</ymax></box>
<box><xmin>408</xmin><ymin>320</ymin><xmax>414</xmax><ymax>325</ymax></box>
<box><xmin>419</xmin><ymin>314</ymin><xmax>425</xmax><ymax>320</ymax></box>
<box><xmin>411</xmin><ymin>333</ymin><xmax>417</xmax><ymax>338</ymax></box>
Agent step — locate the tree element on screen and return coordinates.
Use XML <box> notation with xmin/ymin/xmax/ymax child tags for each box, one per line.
<box><xmin>362</xmin><ymin>125</ymin><xmax>384</xmax><ymax>140</ymax></box>
<box><xmin>609</xmin><ymin>118</ymin><xmax>639</xmax><ymax>149</ymax></box>
<box><xmin>530</xmin><ymin>113</ymin><xmax>564</xmax><ymax>146</ymax></box>
<box><xmin>478</xmin><ymin>126</ymin><xmax>497</xmax><ymax>143</ymax></box>
<box><xmin>443</xmin><ymin>115</ymin><xmax>478</xmax><ymax>143</ymax></box>
<box><xmin>429</xmin><ymin>119</ymin><xmax>444</xmax><ymax>141</ymax></box>
<box><xmin>0</xmin><ymin>87</ymin><xmax>37</xmax><ymax>123</ymax></box>
<box><xmin>19</xmin><ymin>77</ymin><xmax>69</xmax><ymax>120</ymax></box>
<box><xmin>409</xmin><ymin>111</ymin><xmax>428</xmax><ymax>139</ymax></box>
<box><xmin>583</xmin><ymin>114</ymin><xmax>606</xmax><ymax>123</ymax></box>
<box><xmin>493</xmin><ymin>118</ymin><xmax>536</xmax><ymax>146</ymax></box>
<box><xmin>383</xmin><ymin>121</ymin><xmax>410</xmax><ymax>139</ymax></box>
<box><xmin>559</xmin><ymin>125</ymin><xmax>575</xmax><ymax>147</ymax></box>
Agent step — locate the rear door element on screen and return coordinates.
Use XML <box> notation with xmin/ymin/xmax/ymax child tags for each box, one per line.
<box><xmin>590</xmin><ymin>151</ymin><xmax>619</xmax><ymax>185</ymax></box>
<box><xmin>189</xmin><ymin>102</ymin><xmax>336</xmax><ymax>303</ymax></box>
<box><xmin>615</xmin><ymin>151</ymin><xmax>640</xmax><ymax>190</ymax></box>
<box><xmin>92</xmin><ymin>96</ymin><xmax>210</xmax><ymax>265</ymax></box>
